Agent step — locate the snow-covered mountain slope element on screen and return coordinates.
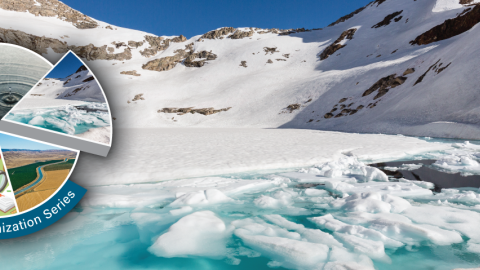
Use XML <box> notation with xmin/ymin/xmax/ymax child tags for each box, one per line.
<box><xmin>2</xmin><ymin>0</ymin><xmax>480</xmax><ymax>139</ymax></box>
<box><xmin>28</xmin><ymin>64</ymin><xmax>105</xmax><ymax>103</ymax></box>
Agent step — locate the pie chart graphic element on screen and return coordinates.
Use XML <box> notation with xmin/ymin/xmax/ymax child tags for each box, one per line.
<box><xmin>0</xmin><ymin>44</ymin><xmax>111</xmax><ymax>225</ymax></box>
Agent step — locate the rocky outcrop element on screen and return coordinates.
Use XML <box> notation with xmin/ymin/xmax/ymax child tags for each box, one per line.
<box><xmin>76</xmin><ymin>65</ymin><xmax>88</xmax><ymax>73</ymax></box>
<box><xmin>319</xmin><ymin>28</ymin><xmax>357</xmax><ymax>60</ymax></box>
<box><xmin>0</xmin><ymin>0</ymin><xmax>98</xmax><ymax>29</ymax></box>
<box><xmin>362</xmin><ymin>74</ymin><xmax>407</xmax><ymax>100</ymax></box>
<box><xmin>140</xmin><ymin>35</ymin><xmax>187</xmax><ymax>58</ymax></box>
<box><xmin>228</xmin><ymin>30</ymin><xmax>254</xmax><ymax>39</ymax></box>
<box><xmin>171</xmin><ymin>35</ymin><xmax>187</xmax><ymax>43</ymax></box>
<box><xmin>328</xmin><ymin>5</ymin><xmax>368</xmax><ymax>26</ymax></box>
<box><xmin>403</xmin><ymin>68</ymin><xmax>415</xmax><ymax>75</ymax></box>
<box><xmin>142</xmin><ymin>43</ymin><xmax>217</xmax><ymax>71</ymax></box>
<box><xmin>120</xmin><ymin>70</ymin><xmax>141</xmax><ymax>76</ymax></box>
<box><xmin>158</xmin><ymin>107</ymin><xmax>231</xmax><ymax>116</ymax></box>
<box><xmin>0</xmin><ymin>27</ymin><xmax>132</xmax><ymax>61</ymax></box>
<box><xmin>82</xmin><ymin>76</ymin><xmax>94</xmax><ymax>82</ymax></box>
<box><xmin>200</xmin><ymin>27</ymin><xmax>236</xmax><ymax>40</ymax></box>
<box><xmin>410</xmin><ymin>5</ymin><xmax>480</xmax><ymax>45</ymax></box>
<box><xmin>128</xmin><ymin>41</ymin><xmax>144</xmax><ymax>48</ymax></box>
<box><xmin>184</xmin><ymin>50</ymin><xmax>217</xmax><ymax>67</ymax></box>
<box><xmin>132</xmin><ymin>94</ymin><xmax>144</xmax><ymax>101</ymax></box>
<box><xmin>240</xmin><ymin>61</ymin><xmax>247</xmax><ymax>68</ymax></box>
<box><xmin>264</xmin><ymin>47</ymin><xmax>279</xmax><ymax>55</ymax></box>
<box><xmin>286</xmin><ymin>104</ymin><xmax>301</xmax><ymax>112</ymax></box>
<box><xmin>460</xmin><ymin>0</ymin><xmax>474</xmax><ymax>4</ymax></box>
<box><xmin>373</xmin><ymin>0</ymin><xmax>387</xmax><ymax>6</ymax></box>
<box><xmin>414</xmin><ymin>59</ymin><xmax>452</xmax><ymax>85</ymax></box>
<box><xmin>372</xmin><ymin>11</ymin><xmax>403</xmax><ymax>28</ymax></box>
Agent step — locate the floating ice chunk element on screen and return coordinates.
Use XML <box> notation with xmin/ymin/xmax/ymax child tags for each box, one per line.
<box><xmin>310</xmin><ymin>214</ymin><xmax>404</xmax><ymax>249</ymax></box>
<box><xmin>359</xmin><ymin>167</ymin><xmax>389</xmax><ymax>182</ymax></box>
<box><xmin>325</xmin><ymin>168</ymin><xmax>343</xmax><ymax>178</ymax></box>
<box><xmin>323</xmin><ymin>246</ymin><xmax>375</xmax><ymax>270</ymax></box>
<box><xmin>169</xmin><ymin>189</ymin><xmax>233</xmax><ymax>207</ymax></box>
<box><xmin>337</xmin><ymin>211</ymin><xmax>464</xmax><ymax>246</ymax></box>
<box><xmin>254</xmin><ymin>195</ymin><xmax>288</xmax><ymax>209</ymax></box>
<box><xmin>466</xmin><ymin>241</ymin><xmax>480</xmax><ymax>253</ymax></box>
<box><xmin>28</xmin><ymin>115</ymin><xmax>45</xmax><ymax>126</ymax></box>
<box><xmin>304</xmin><ymin>188</ymin><xmax>330</xmax><ymax>197</ymax></box>
<box><xmin>313</xmin><ymin>155</ymin><xmax>388</xmax><ymax>182</ymax></box>
<box><xmin>263</xmin><ymin>214</ymin><xmax>343</xmax><ymax>247</ymax></box>
<box><xmin>169</xmin><ymin>206</ymin><xmax>193</xmax><ymax>216</ymax></box>
<box><xmin>148</xmin><ymin>211</ymin><xmax>230</xmax><ymax>258</ymax></box>
<box><xmin>385</xmin><ymin>164</ymin><xmax>423</xmax><ymax>171</ymax></box>
<box><xmin>330</xmin><ymin>192</ymin><xmax>411</xmax><ymax>214</ymax></box>
<box><xmin>234</xmin><ymin>229</ymin><xmax>330</xmax><ymax>269</ymax></box>
<box><xmin>333</xmin><ymin>232</ymin><xmax>390</xmax><ymax>262</ymax></box>
<box><xmin>205</xmin><ymin>189</ymin><xmax>235</xmax><ymax>204</ymax></box>
<box><xmin>325</xmin><ymin>181</ymin><xmax>433</xmax><ymax>197</ymax></box>
<box><xmin>403</xmin><ymin>205</ymin><xmax>480</xmax><ymax>244</ymax></box>
<box><xmin>398</xmin><ymin>178</ymin><xmax>435</xmax><ymax>189</ymax></box>
<box><xmin>254</xmin><ymin>190</ymin><xmax>294</xmax><ymax>209</ymax></box>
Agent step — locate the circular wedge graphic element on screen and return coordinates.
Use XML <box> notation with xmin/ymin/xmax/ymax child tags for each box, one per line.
<box><xmin>0</xmin><ymin>44</ymin><xmax>106</xmax><ymax>239</ymax></box>
<box><xmin>0</xmin><ymin>45</ymin><xmax>113</xmax><ymax>156</ymax></box>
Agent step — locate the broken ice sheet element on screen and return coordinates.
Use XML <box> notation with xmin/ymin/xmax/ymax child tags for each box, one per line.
<box><xmin>3</xmin><ymin>151</ymin><xmax>480</xmax><ymax>269</ymax></box>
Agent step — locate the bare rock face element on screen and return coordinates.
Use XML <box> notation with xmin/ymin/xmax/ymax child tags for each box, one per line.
<box><xmin>362</xmin><ymin>74</ymin><xmax>408</xmax><ymax>100</ymax></box>
<box><xmin>139</xmin><ymin>35</ymin><xmax>186</xmax><ymax>58</ymax></box>
<box><xmin>171</xmin><ymin>35</ymin><xmax>187</xmax><ymax>43</ymax></box>
<box><xmin>70</xmin><ymin>44</ymin><xmax>132</xmax><ymax>61</ymax></box>
<box><xmin>128</xmin><ymin>41</ymin><xmax>144</xmax><ymax>48</ymax></box>
<box><xmin>256</xmin><ymin>28</ymin><xmax>280</xmax><ymax>34</ymax></box>
<box><xmin>184</xmin><ymin>50</ymin><xmax>217</xmax><ymax>67</ymax></box>
<box><xmin>158</xmin><ymin>107</ymin><xmax>231</xmax><ymax>116</ymax></box>
<box><xmin>240</xmin><ymin>61</ymin><xmax>247</xmax><ymax>68</ymax></box>
<box><xmin>319</xmin><ymin>28</ymin><xmax>357</xmax><ymax>60</ymax></box>
<box><xmin>0</xmin><ymin>0</ymin><xmax>98</xmax><ymax>29</ymax></box>
<box><xmin>228</xmin><ymin>30</ymin><xmax>254</xmax><ymax>39</ymax></box>
<box><xmin>372</xmin><ymin>11</ymin><xmax>403</xmax><ymax>28</ymax></box>
<box><xmin>373</xmin><ymin>0</ymin><xmax>387</xmax><ymax>6</ymax></box>
<box><xmin>120</xmin><ymin>70</ymin><xmax>141</xmax><ymax>76</ymax></box>
<box><xmin>142</xmin><ymin>43</ymin><xmax>217</xmax><ymax>71</ymax></box>
<box><xmin>0</xmin><ymin>27</ymin><xmax>132</xmax><ymax>61</ymax></box>
<box><xmin>329</xmin><ymin>5</ymin><xmax>367</xmax><ymax>27</ymax></box>
<box><xmin>82</xmin><ymin>76</ymin><xmax>94</xmax><ymax>82</ymax></box>
<box><xmin>403</xmin><ymin>68</ymin><xmax>415</xmax><ymax>76</ymax></box>
<box><xmin>140</xmin><ymin>35</ymin><xmax>168</xmax><ymax>58</ymax></box>
<box><xmin>264</xmin><ymin>47</ymin><xmax>279</xmax><ymax>55</ymax></box>
<box><xmin>132</xmin><ymin>94</ymin><xmax>144</xmax><ymax>101</ymax></box>
<box><xmin>200</xmin><ymin>27</ymin><xmax>236</xmax><ymax>40</ymax></box>
<box><xmin>410</xmin><ymin>5</ymin><xmax>480</xmax><ymax>45</ymax></box>
<box><xmin>0</xmin><ymin>27</ymin><xmax>68</xmax><ymax>55</ymax></box>
<box><xmin>286</xmin><ymin>104</ymin><xmax>301</xmax><ymax>112</ymax></box>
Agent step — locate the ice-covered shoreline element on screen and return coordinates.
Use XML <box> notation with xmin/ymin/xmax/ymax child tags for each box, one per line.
<box><xmin>71</xmin><ymin>128</ymin><xmax>451</xmax><ymax>187</ymax></box>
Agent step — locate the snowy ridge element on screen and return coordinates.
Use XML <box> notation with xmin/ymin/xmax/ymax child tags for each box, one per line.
<box><xmin>27</xmin><ymin>65</ymin><xmax>105</xmax><ymax>103</ymax></box>
<box><xmin>1</xmin><ymin>0</ymin><xmax>480</xmax><ymax>138</ymax></box>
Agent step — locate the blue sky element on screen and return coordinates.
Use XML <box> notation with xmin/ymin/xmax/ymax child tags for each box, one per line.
<box><xmin>45</xmin><ymin>52</ymin><xmax>84</xmax><ymax>79</ymax></box>
<box><xmin>0</xmin><ymin>133</ymin><xmax>63</xmax><ymax>150</ymax></box>
<box><xmin>62</xmin><ymin>0</ymin><xmax>372</xmax><ymax>38</ymax></box>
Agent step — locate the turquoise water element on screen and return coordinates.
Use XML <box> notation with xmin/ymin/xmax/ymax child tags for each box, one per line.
<box><xmin>5</xmin><ymin>102</ymin><xmax>110</xmax><ymax>135</ymax></box>
<box><xmin>2</xmin><ymin>143</ymin><xmax>480</xmax><ymax>270</ymax></box>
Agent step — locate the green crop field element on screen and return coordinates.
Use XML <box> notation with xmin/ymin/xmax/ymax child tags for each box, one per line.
<box><xmin>8</xmin><ymin>160</ymin><xmax>64</xmax><ymax>191</ymax></box>
<box><xmin>44</xmin><ymin>159</ymin><xmax>75</xmax><ymax>171</ymax></box>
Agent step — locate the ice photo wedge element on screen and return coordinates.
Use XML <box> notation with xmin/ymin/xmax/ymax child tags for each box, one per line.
<box><xmin>0</xmin><ymin>51</ymin><xmax>112</xmax><ymax>156</ymax></box>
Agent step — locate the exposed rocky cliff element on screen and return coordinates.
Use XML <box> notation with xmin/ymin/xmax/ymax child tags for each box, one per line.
<box><xmin>0</xmin><ymin>0</ymin><xmax>97</xmax><ymax>29</ymax></box>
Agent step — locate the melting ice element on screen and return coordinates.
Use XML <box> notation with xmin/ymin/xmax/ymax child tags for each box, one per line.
<box><xmin>5</xmin><ymin>102</ymin><xmax>110</xmax><ymax>135</ymax></box>
<box><xmin>2</xmin><ymin>141</ymin><xmax>480</xmax><ymax>270</ymax></box>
